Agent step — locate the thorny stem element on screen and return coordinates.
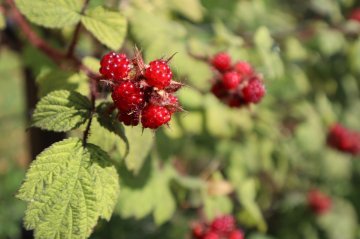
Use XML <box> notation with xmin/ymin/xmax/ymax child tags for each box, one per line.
<box><xmin>66</xmin><ymin>0</ymin><xmax>91</xmax><ymax>57</ymax></box>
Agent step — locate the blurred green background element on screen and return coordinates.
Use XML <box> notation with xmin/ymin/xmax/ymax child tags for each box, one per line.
<box><xmin>1</xmin><ymin>0</ymin><xmax>360</xmax><ymax>238</ymax></box>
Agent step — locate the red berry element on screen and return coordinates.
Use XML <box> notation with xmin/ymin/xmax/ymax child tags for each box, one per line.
<box><xmin>228</xmin><ymin>95</ymin><xmax>245</xmax><ymax>108</ymax></box>
<box><xmin>211</xmin><ymin>82</ymin><xmax>228</xmax><ymax>99</ymax></box>
<box><xmin>211</xmin><ymin>52</ymin><xmax>231</xmax><ymax>72</ymax></box>
<box><xmin>100</xmin><ymin>52</ymin><xmax>131</xmax><ymax>80</ymax></box>
<box><xmin>210</xmin><ymin>215</ymin><xmax>235</xmax><ymax>234</ymax></box>
<box><xmin>327</xmin><ymin>123</ymin><xmax>360</xmax><ymax>155</ymax></box>
<box><xmin>233</xmin><ymin>61</ymin><xmax>253</xmax><ymax>78</ymax></box>
<box><xmin>222</xmin><ymin>71</ymin><xmax>242</xmax><ymax>89</ymax></box>
<box><xmin>308</xmin><ymin>189</ymin><xmax>332</xmax><ymax>215</ymax></box>
<box><xmin>111</xmin><ymin>81</ymin><xmax>144</xmax><ymax>112</ymax></box>
<box><xmin>118</xmin><ymin>111</ymin><xmax>140</xmax><ymax>126</ymax></box>
<box><xmin>349</xmin><ymin>9</ymin><xmax>360</xmax><ymax>22</ymax></box>
<box><xmin>202</xmin><ymin>231</ymin><xmax>219</xmax><ymax>239</ymax></box>
<box><xmin>192</xmin><ymin>223</ymin><xmax>204</xmax><ymax>239</ymax></box>
<box><xmin>241</xmin><ymin>77</ymin><xmax>266</xmax><ymax>103</ymax></box>
<box><xmin>229</xmin><ymin>229</ymin><xmax>245</xmax><ymax>239</ymax></box>
<box><xmin>145</xmin><ymin>60</ymin><xmax>172</xmax><ymax>89</ymax></box>
<box><xmin>141</xmin><ymin>104</ymin><xmax>171</xmax><ymax>129</ymax></box>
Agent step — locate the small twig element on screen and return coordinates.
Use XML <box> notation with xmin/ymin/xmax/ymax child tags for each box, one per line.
<box><xmin>5</xmin><ymin>0</ymin><xmax>65</xmax><ymax>62</ymax></box>
<box><xmin>5</xmin><ymin>0</ymin><xmax>102</xmax><ymax>80</ymax></box>
<box><xmin>66</xmin><ymin>0</ymin><xmax>90</xmax><ymax>57</ymax></box>
<box><xmin>83</xmin><ymin>93</ymin><xmax>95</xmax><ymax>146</ymax></box>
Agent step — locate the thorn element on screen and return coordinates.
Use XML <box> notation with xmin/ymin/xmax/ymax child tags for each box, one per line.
<box><xmin>166</xmin><ymin>52</ymin><xmax>178</xmax><ymax>63</ymax></box>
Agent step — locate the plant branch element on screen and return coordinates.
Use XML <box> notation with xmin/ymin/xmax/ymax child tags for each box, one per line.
<box><xmin>5</xmin><ymin>0</ymin><xmax>65</xmax><ymax>62</ymax></box>
<box><xmin>83</xmin><ymin>93</ymin><xmax>95</xmax><ymax>146</ymax></box>
<box><xmin>5</xmin><ymin>0</ymin><xmax>102</xmax><ymax>81</ymax></box>
<box><xmin>66</xmin><ymin>0</ymin><xmax>90</xmax><ymax>57</ymax></box>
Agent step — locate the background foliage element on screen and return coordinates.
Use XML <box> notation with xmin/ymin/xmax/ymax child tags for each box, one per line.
<box><xmin>1</xmin><ymin>0</ymin><xmax>360</xmax><ymax>238</ymax></box>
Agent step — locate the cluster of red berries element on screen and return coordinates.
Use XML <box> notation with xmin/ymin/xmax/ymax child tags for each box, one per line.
<box><xmin>307</xmin><ymin>189</ymin><xmax>332</xmax><ymax>215</ymax></box>
<box><xmin>192</xmin><ymin>215</ymin><xmax>244</xmax><ymax>239</ymax></box>
<box><xmin>99</xmin><ymin>51</ymin><xmax>182</xmax><ymax>129</ymax></box>
<box><xmin>210</xmin><ymin>52</ymin><xmax>266</xmax><ymax>108</ymax></box>
<box><xmin>349</xmin><ymin>8</ymin><xmax>360</xmax><ymax>23</ymax></box>
<box><xmin>327</xmin><ymin>123</ymin><xmax>360</xmax><ymax>156</ymax></box>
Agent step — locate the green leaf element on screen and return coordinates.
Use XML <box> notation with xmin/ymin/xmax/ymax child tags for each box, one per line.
<box><xmin>116</xmin><ymin>162</ymin><xmax>176</xmax><ymax>224</ymax></box>
<box><xmin>168</xmin><ymin>0</ymin><xmax>203</xmax><ymax>22</ymax></box>
<box><xmin>0</xmin><ymin>11</ymin><xmax>6</xmax><ymax>30</ymax></box>
<box><xmin>36</xmin><ymin>69</ymin><xmax>89</xmax><ymax>97</ymax></box>
<box><xmin>17</xmin><ymin>138</ymin><xmax>119</xmax><ymax>239</ymax></box>
<box><xmin>121</xmin><ymin>126</ymin><xmax>153</xmax><ymax>173</ymax></box>
<box><xmin>81</xmin><ymin>6</ymin><xmax>127</xmax><ymax>50</ymax></box>
<box><xmin>203</xmin><ymin>194</ymin><xmax>233</xmax><ymax>220</ymax></box>
<box><xmin>254</xmin><ymin>26</ymin><xmax>284</xmax><ymax>80</ymax></box>
<box><xmin>15</xmin><ymin>0</ymin><xmax>83</xmax><ymax>28</ymax></box>
<box><xmin>32</xmin><ymin>90</ymin><xmax>91</xmax><ymax>132</ymax></box>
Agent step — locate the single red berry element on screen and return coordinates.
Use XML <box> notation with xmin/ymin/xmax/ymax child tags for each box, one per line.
<box><xmin>100</xmin><ymin>52</ymin><xmax>131</xmax><ymax>80</ymax></box>
<box><xmin>327</xmin><ymin>124</ymin><xmax>360</xmax><ymax>155</ymax></box>
<box><xmin>233</xmin><ymin>61</ymin><xmax>253</xmax><ymax>78</ymax></box>
<box><xmin>211</xmin><ymin>52</ymin><xmax>231</xmax><ymax>72</ymax></box>
<box><xmin>210</xmin><ymin>215</ymin><xmax>235</xmax><ymax>234</ymax></box>
<box><xmin>308</xmin><ymin>189</ymin><xmax>332</xmax><ymax>215</ymax></box>
<box><xmin>192</xmin><ymin>223</ymin><xmax>204</xmax><ymax>239</ymax></box>
<box><xmin>202</xmin><ymin>231</ymin><xmax>219</xmax><ymax>239</ymax></box>
<box><xmin>111</xmin><ymin>81</ymin><xmax>144</xmax><ymax>112</ymax></box>
<box><xmin>241</xmin><ymin>77</ymin><xmax>266</xmax><ymax>103</ymax></box>
<box><xmin>118</xmin><ymin>111</ymin><xmax>140</xmax><ymax>126</ymax></box>
<box><xmin>222</xmin><ymin>71</ymin><xmax>242</xmax><ymax>89</ymax></box>
<box><xmin>145</xmin><ymin>60</ymin><xmax>173</xmax><ymax>89</ymax></box>
<box><xmin>141</xmin><ymin>104</ymin><xmax>171</xmax><ymax>129</ymax></box>
<box><xmin>349</xmin><ymin>9</ymin><xmax>360</xmax><ymax>22</ymax></box>
<box><xmin>211</xmin><ymin>82</ymin><xmax>228</xmax><ymax>99</ymax></box>
<box><xmin>228</xmin><ymin>94</ymin><xmax>245</xmax><ymax>108</ymax></box>
<box><xmin>228</xmin><ymin>229</ymin><xmax>245</xmax><ymax>239</ymax></box>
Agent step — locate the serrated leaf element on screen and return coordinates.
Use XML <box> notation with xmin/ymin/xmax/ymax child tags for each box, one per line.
<box><xmin>15</xmin><ymin>0</ymin><xmax>83</xmax><ymax>28</ymax></box>
<box><xmin>36</xmin><ymin>69</ymin><xmax>89</xmax><ymax>97</ymax></box>
<box><xmin>17</xmin><ymin>138</ymin><xmax>119</xmax><ymax>239</ymax></box>
<box><xmin>81</xmin><ymin>6</ymin><xmax>127</xmax><ymax>50</ymax></box>
<box><xmin>32</xmin><ymin>90</ymin><xmax>91</xmax><ymax>132</ymax></box>
<box><xmin>203</xmin><ymin>194</ymin><xmax>233</xmax><ymax>220</ymax></box>
<box><xmin>121</xmin><ymin>126</ymin><xmax>153</xmax><ymax>173</ymax></box>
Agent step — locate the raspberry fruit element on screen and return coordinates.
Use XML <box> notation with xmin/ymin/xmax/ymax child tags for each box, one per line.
<box><xmin>145</xmin><ymin>60</ymin><xmax>173</xmax><ymax>89</ymax></box>
<box><xmin>229</xmin><ymin>230</ymin><xmax>245</xmax><ymax>239</ymax></box>
<box><xmin>118</xmin><ymin>111</ymin><xmax>140</xmax><ymax>126</ymax></box>
<box><xmin>167</xmin><ymin>94</ymin><xmax>179</xmax><ymax>113</ymax></box>
<box><xmin>233</xmin><ymin>61</ymin><xmax>253</xmax><ymax>78</ymax></box>
<box><xmin>211</xmin><ymin>82</ymin><xmax>228</xmax><ymax>99</ymax></box>
<box><xmin>202</xmin><ymin>231</ymin><xmax>219</xmax><ymax>239</ymax></box>
<box><xmin>211</xmin><ymin>52</ymin><xmax>231</xmax><ymax>72</ymax></box>
<box><xmin>111</xmin><ymin>81</ymin><xmax>144</xmax><ymax>112</ymax></box>
<box><xmin>100</xmin><ymin>52</ymin><xmax>131</xmax><ymax>80</ymax></box>
<box><xmin>307</xmin><ymin>189</ymin><xmax>332</xmax><ymax>215</ymax></box>
<box><xmin>141</xmin><ymin>104</ymin><xmax>171</xmax><ymax>129</ymax></box>
<box><xmin>241</xmin><ymin>77</ymin><xmax>266</xmax><ymax>103</ymax></box>
<box><xmin>222</xmin><ymin>71</ymin><xmax>242</xmax><ymax>90</ymax></box>
<box><xmin>349</xmin><ymin>9</ymin><xmax>360</xmax><ymax>22</ymax></box>
<box><xmin>192</xmin><ymin>223</ymin><xmax>204</xmax><ymax>239</ymax></box>
<box><xmin>210</xmin><ymin>215</ymin><xmax>235</xmax><ymax>234</ymax></box>
<box><xmin>327</xmin><ymin>123</ymin><xmax>360</xmax><ymax>155</ymax></box>
<box><xmin>228</xmin><ymin>95</ymin><xmax>245</xmax><ymax>108</ymax></box>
